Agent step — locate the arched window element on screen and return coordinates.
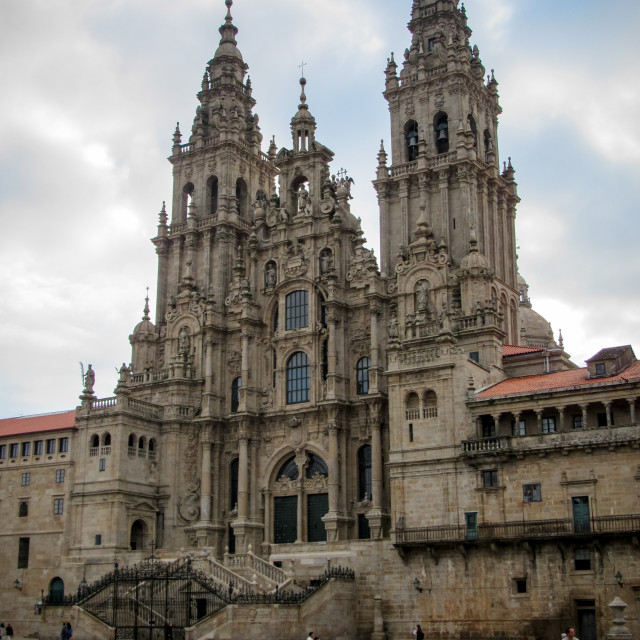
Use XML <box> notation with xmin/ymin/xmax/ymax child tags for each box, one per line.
<box><xmin>356</xmin><ymin>357</ymin><xmax>371</xmax><ymax>395</ymax></box>
<box><xmin>49</xmin><ymin>577</ymin><xmax>65</xmax><ymax>605</ymax></box>
<box><xmin>91</xmin><ymin>434</ymin><xmax>100</xmax><ymax>448</ymax></box>
<box><xmin>405</xmin><ymin>392</ymin><xmax>420</xmax><ymax>420</ymax></box>
<box><xmin>318</xmin><ymin>293</ymin><xmax>327</xmax><ymax>328</ymax></box>
<box><xmin>236</xmin><ymin>178</ymin><xmax>248</xmax><ymax>217</ymax></box>
<box><xmin>130</xmin><ymin>519</ymin><xmax>147</xmax><ymax>551</ymax></box>
<box><xmin>231</xmin><ymin>377</ymin><xmax>242</xmax><ymax>413</ymax></box>
<box><xmin>138</xmin><ymin>436</ymin><xmax>146</xmax><ymax>458</ymax></box>
<box><xmin>305</xmin><ymin>454</ymin><xmax>328</xmax><ymax>479</ymax></box>
<box><xmin>207</xmin><ymin>176</ymin><xmax>219</xmax><ymax>215</ymax></box>
<box><xmin>277</xmin><ymin>456</ymin><xmax>299</xmax><ymax>481</ymax></box>
<box><xmin>273</xmin><ymin>305</ymin><xmax>279</xmax><ymax>332</ymax></box>
<box><xmin>102</xmin><ymin>433</ymin><xmax>111</xmax><ymax>447</ymax></box>
<box><xmin>181</xmin><ymin>182</ymin><xmax>194</xmax><ymax>221</ymax></box>
<box><xmin>434</xmin><ymin>112</ymin><xmax>449</xmax><ymax>154</ymax></box>
<box><xmin>321</xmin><ymin>339</ymin><xmax>328</xmax><ymax>382</ymax></box>
<box><xmin>484</xmin><ymin>129</ymin><xmax>492</xmax><ymax>160</ymax></box>
<box><xmin>285</xmin><ymin>290</ymin><xmax>308</xmax><ymax>330</ymax></box>
<box><xmin>358</xmin><ymin>445</ymin><xmax>372</xmax><ymax>501</ymax></box>
<box><xmin>423</xmin><ymin>390</ymin><xmax>438</xmax><ymax>419</ymax></box>
<box><xmin>128</xmin><ymin>434</ymin><xmax>136</xmax><ymax>447</ymax></box>
<box><xmin>467</xmin><ymin>115</ymin><xmax>477</xmax><ymax>148</ymax></box>
<box><xmin>404</xmin><ymin>120</ymin><xmax>419</xmax><ymax>162</ymax></box>
<box><xmin>286</xmin><ymin>351</ymin><xmax>309</xmax><ymax>404</ymax></box>
<box><xmin>148</xmin><ymin>438</ymin><xmax>156</xmax><ymax>461</ymax></box>
<box><xmin>229</xmin><ymin>458</ymin><xmax>239</xmax><ymax>510</ymax></box>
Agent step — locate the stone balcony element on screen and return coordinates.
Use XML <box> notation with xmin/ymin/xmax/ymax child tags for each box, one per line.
<box><xmin>394</xmin><ymin>513</ymin><xmax>640</xmax><ymax>548</ymax></box>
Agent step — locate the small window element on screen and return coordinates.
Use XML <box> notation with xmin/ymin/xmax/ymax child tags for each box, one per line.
<box><xmin>427</xmin><ymin>37</ymin><xmax>436</xmax><ymax>52</ymax></box>
<box><xmin>574</xmin><ymin>547</ymin><xmax>591</xmax><ymax>571</ymax></box>
<box><xmin>573</xmin><ymin>415</ymin><xmax>584</xmax><ymax>430</ymax></box>
<box><xmin>231</xmin><ymin>376</ymin><xmax>242</xmax><ymax>413</ymax></box>
<box><xmin>514</xmin><ymin>578</ymin><xmax>527</xmax><ymax>594</ymax></box>
<box><xmin>321</xmin><ymin>340</ymin><xmax>328</xmax><ymax>382</ymax></box>
<box><xmin>285</xmin><ymin>290</ymin><xmax>309</xmax><ymax>330</ymax></box>
<box><xmin>21</xmin><ymin>472</ymin><xmax>30</xmax><ymax>486</ymax></box>
<box><xmin>595</xmin><ymin>363</ymin><xmax>606</xmax><ymax>376</ymax></box>
<box><xmin>469</xmin><ymin>351</ymin><xmax>479</xmax><ymax>363</ymax></box>
<box><xmin>356</xmin><ymin>357</ymin><xmax>371</xmax><ymax>395</ymax></box>
<box><xmin>481</xmin><ymin>415</ymin><xmax>496</xmax><ymax>438</ymax></box>
<box><xmin>46</xmin><ymin>439</ymin><xmax>56</xmax><ymax>455</ymax></box>
<box><xmin>512</xmin><ymin>420</ymin><xmax>526</xmax><ymax>437</ymax></box>
<box><xmin>19</xmin><ymin>501</ymin><xmax>29</xmax><ymax>517</ymax></box>
<box><xmin>409</xmin><ymin>423</ymin><xmax>414</xmax><ymax>443</ymax></box>
<box><xmin>95</xmin><ymin>534</ymin><xmax>102</xmax><ymax>546</ymax></box>
<box><xmin>523</xmin><ymin>483</ymin><xmax>541</xmax><ymax>503</ymax></box>
<box><xmin>18</xmin><ymin>537</ymin><xmax>30</xmax><ymax>569</ymax></box>
<box><xmin>56</xmin><ymin>469</ymin><xmax>65</xmax><ymax>483</ymax></box>
<box><xmin>482</xmin><ymin>469</ymin><xmax>499</xmax><ymax>488</ymax></box>
<box><xmin>0</xmin><ymin>444</ymin><xmax>6</xmax><ymax>459</ymax></box>
<box><xmin>34</xmin><ymin>440</ymin><xmax>43</xmax><ymax>455</ymax></box>
<box><xmin>53</xmin><ymin>498</ymin><xmax>64</xmax><ymax>515</ymax></box>
<box><xmin>99</xmin><ymin>458</ymin><xmax>106</xmax><ymax>472</ymax></box>
<box><xmin>10</xmin><ymin>443</ymin><xmax>19</xmax><ymax>458</ymax></box>
<box><xmin>58</xmin><ymin>437</ymin><xmax>69</xmax><ymax>453</ymax></box>
<box><xmin>21</xmin><ymin>442</ymin><xmax>31</xmax><ymax>457</ymax></box>
<box><xmin>542</xmin><ymin>416</ymin><xmax>556</xmax><ymax>434</ymax></box>
<box><xmin>358</xmin><ymin>445</ymin><xmax>372</xmax><ymax>501</ymax></box>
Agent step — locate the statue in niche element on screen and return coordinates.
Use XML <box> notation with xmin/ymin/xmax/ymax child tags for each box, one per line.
<box><xmin>178</xmin><ymin>327</ymin><xmax>191</xmax><ymax>353</ymax></box>
<box><xmin>297</xmin><ymin>183</ymin><xmax>312</xmax><ymax>215</ymax></box>
<box><xmin>320</xmin><ymin>249</ymin><xmax>333</xmax><ymax>275</ymax></box>
<box><xmin>415</xmin><ymin>280</ymin><xmax>429</xmax><ymax>313</ymax></box>
<box><xmin>265</xmin><ymin>261</ymin><xmax>277</xmax><ymax>288</ymax></box>
<box><xmin>388</xmin><ymin>315</ymin><xmax>400</xmax><ymax>341</ymax></box>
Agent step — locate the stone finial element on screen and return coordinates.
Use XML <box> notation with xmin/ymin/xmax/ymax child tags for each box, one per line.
<box><xmin>606</xmin><ymin>597</ymin><xmax>631</xmax><ymax>640</ymax></box>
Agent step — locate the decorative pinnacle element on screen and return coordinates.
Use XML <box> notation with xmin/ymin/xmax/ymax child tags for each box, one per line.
<box><xmin>225</xmin><ymin>0</ymin><xmax>233</xmax><ymax>23</ymax></box>
<box><xmin>142</xmin><ymin>287</ymin><xmax>150</xmax><ymax>321</ymax></box>
<box><xmin>159</xmin><ymin>201</ymin><xmax>167</xmax><ymax>226</ymax></box>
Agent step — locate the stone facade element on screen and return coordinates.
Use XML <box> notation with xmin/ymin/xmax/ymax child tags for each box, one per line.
<box><xmin>1</xmin><ymin>2</ymin><xmax>639</xmax><ymax>640</ymax></box>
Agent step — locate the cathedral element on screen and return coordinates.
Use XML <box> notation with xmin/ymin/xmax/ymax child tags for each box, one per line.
<box><xmin>1</xmin><ymin>2</ymin><xmax>638</xmax><ymax>640</ymax></box>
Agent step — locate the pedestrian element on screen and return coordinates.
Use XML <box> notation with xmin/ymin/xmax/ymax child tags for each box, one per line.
<box><xmin>5</xmin><ymin>624</ymin><xmax>13</xmax><ymax>639</ymax></box>
<box><xmin>0</xmin><ymin>623</ymin><xmax>5</xmax><ymax>638</ymax></box>
<box><xmin>565</xmin><ymin>628</ymin><xmax>579</xmax><ymax>640</ymax></box>
<box><xmin>307</xmin><ymin>631</ymin><xmax>315</xmax><ymax>640</ymax></box>
<box><xmin>66</xmin><ymin>622</ymin><xmax>73</xmax><ymax>638</ymax></box>
<box><xmin>61</xmin><ymin>622</ymin><xmax>68</xmax><ymax>640</ymax></box>
<box><xmin>416</xmin><ymin>625</ymin><xmax>425</xmax><ymax>640</ymax></box>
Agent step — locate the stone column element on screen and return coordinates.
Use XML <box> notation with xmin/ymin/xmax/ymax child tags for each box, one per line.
<box><xmin>535</xmin><ymin>410</ymin><xmax>543</xmax><ymax>434</ymax></box>
<box><xmin>628</xmin><ymin>398</ymin><xmax>636</xmax><ymax>426</ymax></box>
<box><xmin>581</xmin><ymin>404</ymin><xmax>588</xmax><ymax>429</ymax></box>
<box><xmin>438</xmin><ymin>170</ymin><xmax>450</xmax><ymax>249</ymax></box>
<box><xmin>237</xmin><ymin>432</ymin><xmax>249</xmax><ymax>519</ymax></box>
<box><xmin>240</xmin><ymin>332</ymin><xmax>249</xmax><ymax>411</ymax></box>
<box><xmin>605</xmin><ymin>401</ymin><xmax>613</xmax><ymax>427</ymax></box>
<box><xmin>369</xmin><ymin>306</ymin><xmax>380</xmax><ymax>394</ymax></box>
<box><xmin>326</xmin><ymin>313</ymin><xmax>337</xmax><ymax>400</ymax></box>
<box><xmin>558</xmin><ymin>407</ymin><xmax>566</xmax><ymax>431</ymax></box>
<box><xmin>512</xmin><ymin>412</ymin><xmax>521</xmax><ymax>436</ymax></box>
<box><xmin>327</xmin><ymin>424</ymin><xmax>340</xmax><ymax>513</ymax></box>
<box><xmin>399</xmin><ymin>178</ymin><xmax>410</xmax><ymax>249</ymax></box>
<box><xmin>199</xmin><ymin>428</ymin><xmax>213</xmax><ymax>522</ymax></box>
<box><xmin>371</xmin><ymin>421</ymin><xmax>383</xmax><ymax>510</ymax></box>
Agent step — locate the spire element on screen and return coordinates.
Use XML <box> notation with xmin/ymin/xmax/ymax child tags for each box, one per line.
<box><xmin>142</xmin><ymin>288</ymin><xmax>150</xmax><ymax>321</ymax></box>
<box><xmin>218</xmin><ymin>0</ymin><xmax>238</xmax><ymax>48</ymax></box>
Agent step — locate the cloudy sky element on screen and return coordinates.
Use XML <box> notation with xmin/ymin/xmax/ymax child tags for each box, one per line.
<box><xmin>1</xmin><ymin>0</ymin><xmax>639</xmax><ymax>417</ymax></box>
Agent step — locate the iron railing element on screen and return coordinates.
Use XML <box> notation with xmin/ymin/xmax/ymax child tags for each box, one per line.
<box><xmin>395</xmin><ymin>514</ymin><xmax>640</xmax><ymax>546</ymax></box>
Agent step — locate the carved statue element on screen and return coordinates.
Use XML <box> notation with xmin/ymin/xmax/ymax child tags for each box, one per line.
<box><xmin>178</xmin><ymin>327</ymin><xmax>191</xmax><ymax>353</ymax></box>
<box><xmin>265</xmin><ymin>262</ymin><xmax>277</xmax><ymax>287</ymax></box>
<box><xmin>415</xmin><ymin>280</ymin><xmax>429</xmax><ymax>312</ymax></box>
<box><xmin>297</xmin><ymin>183</ymin><xmax>312</xmax><ymax>215</ymax></box>
<box><xmin>83</xmin><ymin>364</ymin><xmax>95</xmax><ymax>393</ymax></box>
<box><xmin>118</xmin><ymin>363</ymin><xmax>131</xmax><ymax>384</ymax></box>
<box><xmin>320</xmin><ymin>249</ymin><xmax>333</xmax><ymax>274</ymax></box>
<box><xmin>388</xmin><ymin>316</ymin><xmax>400</xmax><ymax>340</ymax></box>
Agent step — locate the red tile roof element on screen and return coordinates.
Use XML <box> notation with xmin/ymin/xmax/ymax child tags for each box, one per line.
<box><xmin>477</xmin><ymin>359</ymin><xmax>640</xmax><ymax>399</ymax></box>
<box><xmin>502</xmin><ymin>345</ymin><xmax>545</xmax><ymax>357</ymax></box>
<box><xmin>0</xmin><ymin>410</ymin><xmax>76</xmax><ymax>437</ymax></box>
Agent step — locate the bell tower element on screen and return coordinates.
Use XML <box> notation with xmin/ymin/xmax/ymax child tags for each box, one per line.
<box><xmin>374</xmin><ymin>0</ymin><xmax>519</xmax><ymax>305</ymax></box>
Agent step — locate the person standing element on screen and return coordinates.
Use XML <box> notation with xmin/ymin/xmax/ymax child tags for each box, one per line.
<box><xmin>565</xmin><ymin>627</ymin><xmax>579</xmax><ymax>640</ymax></box>
<box><xmin>60</xmin><ymin>622</ymin><xmax>68</xmax><ymax>640</ymax></box>
<box><xmin>5</xmin><ymin>624</ymin><xmax>13</xmax><ymax>640</ymax></box>
<box><xmin>416</xmin><ymin>625</ymin><xmax>425</xmax><ymax>640</ymax></box>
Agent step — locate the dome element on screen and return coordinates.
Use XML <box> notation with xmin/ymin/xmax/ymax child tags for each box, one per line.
<box><xmin>131</xmin><ymin>318</ymin><xmax>156</xmax><ymax>342</ymax></box>
<box><xmin>519</xmin><ymin>305</ymin><xmax>556</xmax><ymax>349</ymax></box>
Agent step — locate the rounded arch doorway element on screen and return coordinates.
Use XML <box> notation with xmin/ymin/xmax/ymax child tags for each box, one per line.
<box><xmin>130</xmin><ymin>519</ymin><xmax>148</xmax><ymax>551</ymax></box>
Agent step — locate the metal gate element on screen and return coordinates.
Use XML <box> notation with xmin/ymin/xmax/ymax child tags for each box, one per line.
<box><xmin>77</xmin><ymin>558</ymin><xmax>228</xmax><ymax>640</ymax></box>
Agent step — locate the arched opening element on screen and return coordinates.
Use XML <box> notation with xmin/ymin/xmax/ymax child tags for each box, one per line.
<box><xmin>206</xmin><ymin>175</ymin><xmax>219</xmax><ymax>215</ymax></box>
<box><xmin>405</xmin><ymin>392</ymin><xmax>420</xmax><ymax>420</ymax></box>
<box><xmin>102</xmin><ymin>432</ymin><xmax>111</xmax><ymax>447</ymax></box>
<box><xmin>49</xmin><ymin>577</ymin><xmax>65</xmax><ymax>605</ymax></box>
<box><xmin>148</xmin><ymin>438</ymin><xmax>156</xmax><ymax>461</ymax></box>
<box><xmin>130</xmin><ymin>519</ymin><xmax>148</xmax><ymax>551</ymax></box>
<box><xmin>231</xmin><ymin>377</ymin><xmax>242</xmax><ymax>413</ymax></box>
<box><xmin>277</xmin><ymin>456</ymin><xmax>299</xmax><ymax>481</ymax></box>
<box><xmin>404</xmin><ymin>120</ymin><xmax>419</xmax><ymax>162</ymax></box>
<box><xmin>321</xmin><ymin>339</ymin><xmax>328</xmax><ymax>382</ymax></box>
<box><xmin>434</xmin><ymin>112</ymin><xmax>449</xmax><ymax>154</ymax></box>
<box><xmin>484</xmin><ymin>129</ymin><xmax>492</xmax><ymax>160</ymax></box>
<box><xmin>423</xmin><ymin>390</ymin><xmax>438</xmax><ymax>419</ymax></box>
<box><xmin>138</xmin><ymin>436</ymin><xmax>146</xmax><ymax>458</ymax></box>
<box><xmin>181</xmin><ymin>182</ymin><xmax>194</xmax><ymax>221</ymax></box>
<box><xmin>291</xmin><ymin>176</ymin><xmax>310</xmax><ymax>216</ymax></box>
<box><xmin>128</xmin><ymin>434</ymin><xmax>136</xmax><ymax>447</ymax></box>
<box><xmin>467</xmin><ymin>115</ymin><xmax>478</xmax><ymax>148</ymax></box>
<box><xmin>235</xmin><ymin>178</ymin><xmax>248</xmax><ymax>217</ymax></box>
<box><xmin>356</xmin><ymin>356</ymin><xmax>371</xmax><ymax>395</ymax></box>
<box><xmin>229</xmin><ymin>458</ymin><xmax>239</xmax><ymax>510</ymax></box>
<box><xmin>91</xmin><ymin>434</ymin><xmax>100</xmax><ymax>449</ymax></box>
<box><xmin>357</xmin><ymin>445</ymin><xmax>372</xmax><ymax>501</ymax></box>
